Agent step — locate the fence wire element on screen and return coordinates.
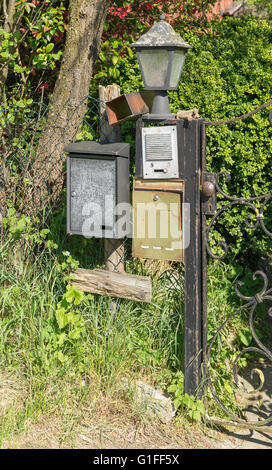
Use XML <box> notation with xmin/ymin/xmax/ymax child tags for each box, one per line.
<box><xmin>0</xmin><ymin>95</ymin><xmax>103</xmax><ymax>217</ymax></box>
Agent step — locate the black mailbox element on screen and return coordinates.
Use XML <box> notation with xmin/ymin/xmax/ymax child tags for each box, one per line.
<box><xmin>65</xmin><ymin>141</ymin><xmax>130</xmax><ymax>239</ymax></box>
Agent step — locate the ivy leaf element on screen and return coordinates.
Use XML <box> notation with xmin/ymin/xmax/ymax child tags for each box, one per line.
<box><xmin>127</xmin><ymin>47</ymin><xmax>133</xmax><ymax>58</ymax></box>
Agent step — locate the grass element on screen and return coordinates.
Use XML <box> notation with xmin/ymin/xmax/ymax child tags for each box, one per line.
<box><xmin>0</xmin><ymin>208</ymin><xmax>271</xmax><ymax>447</ymax></box>
<box><xmin>0</xmin><ymin>210</ymin><xmax>187</xmax><ymax>446</ymax></box>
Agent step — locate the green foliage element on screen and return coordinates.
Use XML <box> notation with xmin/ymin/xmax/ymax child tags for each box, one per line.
<box><xmin>95</xmin><ymin>0</ymin><xmax>218</xmax><ymax>82</ymax></box>
<box><xmin>180</xmin><ymin>17</ymin><xmax>272</xmax><ymax>259</ymax></box>
<box><xmin>246</xmin><ymin>0</ymin><xmax>272</xmax><ymax>17</ymax></box>
<box><xmin>0</xmin><ymin>0</ymin><xmax>68</xmax><ymax>101</ymax></box>
<box><xmin>167</xmin><ymin>372</ymin><xmax>205</xmax><ymax>423</ymax></box>
<box><xmin>2</xmin><ymin>206</ymin><xmax>57</xmax><ymax>250</ymax></box>
<box><xmin>0</xmin><ymin>206</ymin><xmax>270</xmax><ymax>432</ymax></box>
<box><xmin>54</xmin><ymin>285</ymin><xmax>88</xmax><ymax>364</ymax></box>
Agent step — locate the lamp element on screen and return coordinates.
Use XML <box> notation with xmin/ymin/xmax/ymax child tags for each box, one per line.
<box><xmin>130</xmin><ymin>15</ymin><xmax>192</xmax><ymax>117</ymax></box>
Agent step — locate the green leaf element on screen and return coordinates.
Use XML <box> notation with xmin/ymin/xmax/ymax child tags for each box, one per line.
<box><xmin>57</xmin><ymin>332</ymin><xmax>67</xmax><ymax>346</ymax></box>
<box><xmin>112</xmin><ymin>55</ymin><xmax>118</xmax><ymax>66</ymax></box>
<box><xmin>57</xmin><ymin>350</ymin><xmax>67</xmax><ymax>363</ymax></box>
<box><xmin>73</xmin><ymin>289</ymin><xmax>84</xmax><ymax>305</ymax></box>
<box><xmin>112</xmin><ymin>40</ymin><xmax>119</xmax><ymax>49</ymax></box>
<box><xmin>14</xmin><ymin>64</ymin><xmax>25</xmax><ymax>74</ymax></box>
<box><xmin>192</xmin><ymin>410</ymin><xmax>201</xmax><ymax>422</ymax></box>
<box><xmin>1</xmin><ymin>39</ymin><xmax>11</xmax><ymax>49</ymax></box>
<box><xmin>127</xmin><ymin>47</ymin><xmax>133</xmax><ymax>58</ymax></box>
<box><xmin>68</xmin><ymin>329</ymin><xmax>81</xmax><ymax>340</ymax></box>
<box><xmin>56</xmin><ymin>307</ymin><xmax>69</xmax><ymax>329</ymax></box>
<box><xmin>1</xmin><ymin>51</ymin><xmax>9</xmax><ymax>59</ymax></box>
<box><xmin>238</xmin><ymin>329</ymin><xmax>252</xmax><ymax>347</ymax></box>
<box><xmin>196</xmin><ymin>401</ymin><xmax>205</xmax><ymax>415</ymax></box>
<box><xmin>183</xmin><ymin>394</ymin><xmax>194</xmax><ymax>407</ymax></box>
<box><xmin>46</xmin><ymin>43</ymin><xmax>54</xmax><ymax>53</ymax></box>
<box><xmin>173</xmin><ymin>397</ymin><xmax>182</xmax><ymax>410</ymax></box>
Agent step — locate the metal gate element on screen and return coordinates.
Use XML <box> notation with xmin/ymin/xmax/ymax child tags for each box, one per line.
<box><xmin>184</xmin><ymin>101</ymin><xmax>272</xmax><ymax>430</ymax></box>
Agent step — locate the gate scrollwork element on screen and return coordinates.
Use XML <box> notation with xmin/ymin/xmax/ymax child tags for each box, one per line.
<box><xmin>203</xmin><ymin>103</ymin><xmax>272</xmax><ymax>428</ymax></box>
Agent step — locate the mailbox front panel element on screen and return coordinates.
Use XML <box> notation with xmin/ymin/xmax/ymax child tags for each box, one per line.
<box><xmin>68</xmin><ymin>155</ymin><xmax>116</xmax><ymax>237</ymax></box>
<box><xmin>132</xmin><ymin>179</ymin><xmax>184</xmax><ymax>262</ymax></box>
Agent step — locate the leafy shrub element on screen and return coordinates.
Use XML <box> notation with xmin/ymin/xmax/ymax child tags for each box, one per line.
<box><xmin>0</xmin><ymin>0</ymin><xmax>68</xmax><ymax>100</ymax></box>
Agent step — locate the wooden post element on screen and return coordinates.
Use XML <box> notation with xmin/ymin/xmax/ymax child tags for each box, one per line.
<box><xmin>99</xmin><ymin>84</ymin><xmax>122</xmax><ymax>143</ymax></box>
<box><xmin>182</xmin><ymin>119</ymin><xmax>204</xmax><ymax>396</ymax></box>
<box><xmin>99</xmin><ymin>85</ymin><xmax>125</xmax><ymax>273</ymax></box>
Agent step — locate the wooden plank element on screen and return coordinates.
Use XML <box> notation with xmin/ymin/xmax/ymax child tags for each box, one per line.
<box><xmin>71</xmin><ymin>268</ymin><xmax>152</xmax><ymax>303</ymax></box>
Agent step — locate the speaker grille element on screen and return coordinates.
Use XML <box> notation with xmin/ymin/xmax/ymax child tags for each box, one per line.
<box><xmin>145</xmin><ymin>132</ymin><xmax>173</xmax><ymax>161</ymax></box>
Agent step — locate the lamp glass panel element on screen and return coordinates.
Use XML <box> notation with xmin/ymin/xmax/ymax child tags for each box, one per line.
<box><xmin>139</xmin><ymin>49</ymin><xmax>169</xmax><ymax>88</ymax></box>
<box><xmin>169</xmin><ymin>50</ymin><xmax>186</xmax><ymax>88</ymax></box>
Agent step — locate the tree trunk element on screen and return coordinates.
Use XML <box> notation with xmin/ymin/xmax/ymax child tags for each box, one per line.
<box><xmin>0</xmin><ymin>0</ymin><xmax>16</xmax><ymax>101</ymax></box>
<box><xmin>30</xmin><ymin>0</ymin><xmax>110</xmax><ymax>214</ymax></box>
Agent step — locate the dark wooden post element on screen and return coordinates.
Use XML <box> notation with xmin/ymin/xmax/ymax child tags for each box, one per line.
<box><xmin>181</xmin><ymin>118</ymin><xmax>204</xmax><ymax>396</ymax></box>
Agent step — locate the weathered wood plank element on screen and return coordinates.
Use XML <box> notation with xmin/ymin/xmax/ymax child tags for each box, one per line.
<box><xmin>71</xmin><ymin>268</ymin><xmax>152</xmax><ymax>303</ymax></box>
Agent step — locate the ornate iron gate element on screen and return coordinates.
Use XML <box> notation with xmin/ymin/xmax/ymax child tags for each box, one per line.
<box><xmin>197</xmin><ymin>102</ymin><xmax>272</xmax><ymax>429</ymax></box>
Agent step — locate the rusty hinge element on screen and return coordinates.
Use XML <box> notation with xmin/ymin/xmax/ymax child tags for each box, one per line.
<box><xmin>202</xmin><ymin>171</ymin><xmax>217</xmax><ymax>216</ymax></box>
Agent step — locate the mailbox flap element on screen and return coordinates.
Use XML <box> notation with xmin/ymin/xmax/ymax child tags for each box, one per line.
<box><xmin>134</xmin><ymin>179</ymin><xmax>183</xmax><ymax>193</ymax></box>
<box><xmin>64</xmin><ymin>141</ymin><xmax>130</xmax><ymax>158</ymax></box>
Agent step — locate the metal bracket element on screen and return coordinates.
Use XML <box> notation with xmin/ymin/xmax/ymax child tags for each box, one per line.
<box><xmin>202</xmin><ymin>171</ymin><xmax>217</xmax><ymax>216</ymax></box>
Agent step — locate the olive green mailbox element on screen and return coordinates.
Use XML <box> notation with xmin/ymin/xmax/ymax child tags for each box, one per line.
<box><xmin>132</xmin><ymin>179</ymin><xmax>184</xmax><ymax>262</ymax></box>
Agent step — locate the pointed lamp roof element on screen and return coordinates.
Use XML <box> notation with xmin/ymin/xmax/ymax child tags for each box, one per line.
<box><xmin>130</xmin><ymin>15</ymin><xmax>192</xmax><ymax>49</ymax></box>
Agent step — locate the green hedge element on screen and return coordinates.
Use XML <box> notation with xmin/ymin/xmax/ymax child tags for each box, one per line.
<box><xmin>90</xmin><ymin>16</ymin><xmax>272</xmax><ymax>261</ymax></box>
